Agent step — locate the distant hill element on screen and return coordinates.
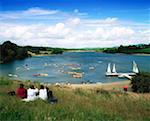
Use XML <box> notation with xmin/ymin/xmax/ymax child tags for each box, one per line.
<box><xmin>103</xmin><ymin>44</ymin><xmax>150</xmax><ymax>54</ymax></box>
<box><xmin>0</xmin><ymin>41</ymin><xmax>64</xmax><ymax>63</ymax></box>
<box><xmin>1</xmin><ymin>41</ymin><xmax>149</xmax><ymax>63</ymax></box>
<box><xmin>25</xmin><ymin>46</ymin><xmax>64</xmax><ymax>55</ymax></box>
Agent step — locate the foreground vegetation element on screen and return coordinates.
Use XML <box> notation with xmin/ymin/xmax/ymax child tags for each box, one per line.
<box><xmin>0</xmin><ymin>77</ymin><xmax>150</xmax><ymax>121</ymax></box>
<box><xmin>131</xmin><ymin>72</ymin><xmax>150</xmax><ymax>93</ymax></box>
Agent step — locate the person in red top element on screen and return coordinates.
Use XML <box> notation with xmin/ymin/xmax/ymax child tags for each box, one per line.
<box><xmin>16</xmin><ymin>84</ymin><xmax>27</xmax><ymax>99</ymax></box>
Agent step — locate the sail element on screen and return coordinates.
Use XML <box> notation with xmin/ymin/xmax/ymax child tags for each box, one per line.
<box><xmin>112</xmin><ymin>64</ymin><xmax>117</xmax><ymax>73</ymax></box>
<box><xmin>133</xmin><ymin>61</ymin><xmax>139</xmax><ymax>73</ymax></box>
<box><xmin>106</xmin><ymin>63</ymin><xmax>111</xmax><ymax>73</ymax></box>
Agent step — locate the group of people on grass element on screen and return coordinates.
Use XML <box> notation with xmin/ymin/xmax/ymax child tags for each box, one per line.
<box><xmin>16</xmin><ymin>84</ymin><xmax>57</xmax><ymax>104</ymax></box>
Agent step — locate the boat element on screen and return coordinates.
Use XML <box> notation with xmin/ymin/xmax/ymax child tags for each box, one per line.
<box><xmin>33</xmin><ymin>73</ymin><xmax>48</xmax><ymax>77</ymax></box>
<box><xmin>118</xmin><ymin>74</ymin><xmax>132</xmax><ymax>79</ymax></box>
<box><xmin>105</xmin><ymin>61</ymin><xmax>139</xmax><ymax>79</ymax></box>
<box><xmin>105</xmin><ymin>63</ymin><xmax>111</xmax><ymax>75</ymax></box>
<box><xmin>89</xmin><ymin>66</ymin><xmax>95</xmax><ymax>70</ymax></box>
<box><xmin>72</xmin><ymin>73</ymin><xmax>83</xmax><ymax>78</ymax></box>
<box><xmin>8</xmin><ymin>74</ymin><xmax>13</xmax><ymax>77</ymax></box>
<box><xmin>112</xmin><ymin>64</ymin><xmax>117</xmax><ymax>73</ymax></box>
<box><xmin>8</xmin><ymin>74</ymin><xmax>18</xmax><ymax>77</ymax></box>
<box><xmin>132</xmin><ymin>61</ymin><xmax>139</xmax><ymax>73</ymax></box>
<box><xmin>71</xmin><ymin>67</ymin><xmax>81</xmax><ymax>70</ymax></box>
<box><xmin>33</xmin><ymin>74</ymin><xmax>41</xmax><ymax>76</ymax></box>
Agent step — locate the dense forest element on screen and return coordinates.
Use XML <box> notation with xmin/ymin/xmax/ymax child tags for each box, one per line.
<box><xmin>103</xmin><ymin>44</ymin><xmax>150</xmax><ymax>54</ymax></box>
<box><xmin>0</xmin><ymin>41</ymin><xmax>29</xmax><ymax>63</ymax></box>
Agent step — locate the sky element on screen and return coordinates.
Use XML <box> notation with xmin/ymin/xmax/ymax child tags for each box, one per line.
<box><xmin>0</xmin><ymin>0</ymin><xmax>149</xmax><ymax>48</ymax></box>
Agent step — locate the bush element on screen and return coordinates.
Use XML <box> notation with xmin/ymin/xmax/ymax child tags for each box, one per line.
<box><xmin>131</xmin><ymin>72</ymin><xmax>150</xmax><ymax>93</ymax></box>
<box><xmin>51</xmin><ymin>48</ymin><xmax>63</xmax><ymax>54</ymax></box>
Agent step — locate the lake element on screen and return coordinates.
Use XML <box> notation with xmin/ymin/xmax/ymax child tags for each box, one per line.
<box><xmin>0</xmin><ymin>52</ymin><xmax>150</xmax><ymax>84</ymax></box>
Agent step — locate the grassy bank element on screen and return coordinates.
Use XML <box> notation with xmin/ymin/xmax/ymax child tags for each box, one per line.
<box><xmin>0</xmin><ymin>77</ymin><xmax>150</xmax><ymax>121</ymax></box>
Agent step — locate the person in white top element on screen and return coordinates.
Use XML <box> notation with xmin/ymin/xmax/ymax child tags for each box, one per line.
<box><xmin>23</xmin><ymin>85</ymin><xmax>39</xmax><ymax>102</ymax></box>
<box><xmin>39</xmin><ymin>85</ymin><xmax>48</xmax><ymax>100</ymax></box>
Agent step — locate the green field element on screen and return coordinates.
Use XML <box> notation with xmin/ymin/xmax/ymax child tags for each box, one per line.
<box><xmin>0</xmin><ymin>77</ymin><xmax>150</xmax><ymax>121</ymax></box>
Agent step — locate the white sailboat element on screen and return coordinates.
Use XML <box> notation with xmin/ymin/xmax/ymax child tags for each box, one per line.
<box><xmin>112</xmin><ymin>64</ymin><xmax>117</xmax><ymax>73</ymax></box>
<box><xmin>105</xmin><ymin>61</ymin><xmax>139</xmax><ymax>79</ymax></box>
<box><xmin>132</xmin><ymin>61</ymin><xmax>139</xmax><ymax>73</ymax></box>
<box><xmin>106</xmin><ymin>63</ymin><xmax>111</xmax><ymax>75</ymax></box>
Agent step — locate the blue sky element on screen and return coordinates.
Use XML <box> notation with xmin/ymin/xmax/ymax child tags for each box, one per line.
<box><xmin>0</xmin><ymin>0</ymin><xmax>149</xmax><ymax>48</ymax></box>
<box><xmin>0</xmin><ymin>0</ymin><xmax>149</xmax><ymax>22</ymax></box>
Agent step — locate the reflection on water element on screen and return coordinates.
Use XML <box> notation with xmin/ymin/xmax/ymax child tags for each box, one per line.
<box><xmin>0</xmin><ymin>52</ymin><xmax>150</xmax><ymax>84</ymax></box>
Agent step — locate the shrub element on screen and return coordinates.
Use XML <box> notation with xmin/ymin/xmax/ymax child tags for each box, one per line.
<box><xmin>51</xmin><ymin>48</ymin><xmax>63</xmax><ymax>54</ymax></box>
<box><xmin>131</xmin><ymin>72</ymin><xmax>150</xmax><ymax>93</ymax></box>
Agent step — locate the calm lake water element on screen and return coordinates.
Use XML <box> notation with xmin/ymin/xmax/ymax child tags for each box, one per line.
<box><xmin>0</xmin><ymin>52</ymin><xmax>150</xmax><ymax>84</ymax></box>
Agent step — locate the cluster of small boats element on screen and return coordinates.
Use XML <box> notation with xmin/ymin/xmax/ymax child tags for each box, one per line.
<box><xmin>42</xmin><ymin>63</ymin><xmax>95</xmax><ymax>78</ymax></box>
<box><xmin>66</xmin><ymin>71</ymin><xmax>83</xmax><ymax>78</ymax></box>
<box><xmin>7</xmin><ymin>60</ymin><xmax>139</xmax><ymax>81</ymax></box>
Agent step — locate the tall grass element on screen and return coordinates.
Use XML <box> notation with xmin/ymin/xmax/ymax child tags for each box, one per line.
<box><xmin>0</xmin><ymin>78</ymin><xmax>150</xmax><ymax>121</ymax></box>
<box><xmin>0</xmin><ymin>77</ymin><xmax>12</xmax><ymax>86</ymax></box>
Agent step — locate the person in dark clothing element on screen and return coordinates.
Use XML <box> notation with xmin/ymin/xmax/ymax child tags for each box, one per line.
<box><xmin>16</xmin><ymin>84</ymin><xmax>27</xmax><ymax>99</ymax></box>
<box><xmin>46</xmin><ymin>87</ymin><xmax>58</xmax><ymax>104</ymax></box>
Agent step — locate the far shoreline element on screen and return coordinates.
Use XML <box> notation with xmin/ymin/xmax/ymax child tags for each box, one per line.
<box><xmin>28</xmin><ymin>51</ymin><xmax>150</xmax><ymax>57</ymax></box>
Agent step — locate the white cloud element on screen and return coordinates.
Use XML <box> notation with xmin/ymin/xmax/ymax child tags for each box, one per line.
<box><xmin>66</xmin><ymin>18</ymin><xmax>81</xmax><ymax>27</ymax></box>
<box><xmin>0</xmin><ymin>8</ymin><xmax>149</xmax><ymax>48</ymax></box>
<box><xmin>23</xmin><ymin>7</ymin><xmax>59</xmax><ymax>15</ymax></box>
<box><xmin>0</xmin><ymin>7</ymin><xmax>60</xmax><ymax>21</ymax></box>
<box><xmin>83</xmin><ymin>17</ymin><xmax>119</xmax><ymax>28</ymax></box>
<box><xmin>0</xmin><ymin>19</ymin><xmax>149</xmax><ymax>48</ymax></box>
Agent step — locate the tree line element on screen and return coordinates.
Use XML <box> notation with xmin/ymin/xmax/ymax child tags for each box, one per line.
<box><xmin>103</xmin><ymin>44</ymin><xmax>150</xmax><ymax>54</ymax></box>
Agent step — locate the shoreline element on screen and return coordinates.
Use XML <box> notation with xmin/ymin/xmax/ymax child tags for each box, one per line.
<box><xmin>54</xmin><ymin>80</ymin><xmax>131</xmax><ymax>90</ymax></box>
<box><xmin>29</xmin><ymin>51</ymin><xmax>150</xmax><ymax>57</ymax></box>
<box><xmin>132</xmin><ymin>53</ymin><xmax>150</xmax><ymax>56</ymax></box>
<box><xmin>10</xmin><ymin>77</ymin><xmax>130</xmax><ymax>90</ymax></box>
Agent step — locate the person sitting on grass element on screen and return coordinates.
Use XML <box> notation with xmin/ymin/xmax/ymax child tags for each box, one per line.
<box><xmin>22</xmin><ymin>85</ymin><xmax>39</xmax><ymax>102</ymax></box>
<box><xmin>16</xmin><ymin>84</ymin><xmax>27</xmax><ymax>99</ymax></box>
<box><xmin>46</xmin><ymin>87</ymin><xmax>58</xmax><ymax>104</ymax></box>
<box><xmin>39</xmin><ymin>85</ymin><xmax>48</xmax><ymax>100</ymax></box>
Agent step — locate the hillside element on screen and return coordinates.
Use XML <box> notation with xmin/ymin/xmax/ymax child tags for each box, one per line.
<box><xmin>0</xmin><ymin>41</ymin><xmax>65</xmax><ymax>63</ymax></box>
<box><xmin>0</xmin><ymin>78</ymin><xmax>150</xmax><ymax>121</ymax></box>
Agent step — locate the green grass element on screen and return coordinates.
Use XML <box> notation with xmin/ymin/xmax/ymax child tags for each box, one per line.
<box><xmin>0</xmin><ymin>78</ymin><xmax>150</xmax><ymax>121</ymax></box>
<box><xmin>135</xmin><ymin>48</ymin><xmax>150</xmax><ymax>54</ymax></box>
